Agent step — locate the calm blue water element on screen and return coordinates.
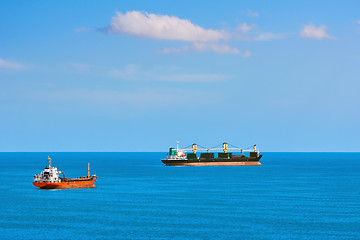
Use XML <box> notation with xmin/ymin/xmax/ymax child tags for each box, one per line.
<box><xmin>0</xmin><ymin>152</ymin><xmax>359</xmax><ymax>239</ymax></box>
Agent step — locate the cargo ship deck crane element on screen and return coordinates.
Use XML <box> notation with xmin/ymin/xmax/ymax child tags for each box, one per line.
<box><xmin>180</xmin><ymin>143</ymin><xmax>258</xmax><ymax>154</ymax></box>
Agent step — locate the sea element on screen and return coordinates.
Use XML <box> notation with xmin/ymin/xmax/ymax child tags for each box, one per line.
<box><xmin>0</xmin><ymin>152</ymin><xmax>359</xmax><ymax>240</ymax></box>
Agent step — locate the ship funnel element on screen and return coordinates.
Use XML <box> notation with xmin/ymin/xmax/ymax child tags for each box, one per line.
<box><xmin>254</xmin><ymin>144</ymin><xmax>257</xmax><ymax>152</ymax></box>
<box><xmin>192</xmin><ymin>144</ymin><xmax>197</xmax><ymax>154</ymax></box>
<box><xmin>88</xmin><ymin>163</ymin><xmax>90</xmax><ymax>177</ymax></box>
<box><xmin>223</xmin><ymin>143</ymin><xmax>228</xmax><ymax>153</ymax></box>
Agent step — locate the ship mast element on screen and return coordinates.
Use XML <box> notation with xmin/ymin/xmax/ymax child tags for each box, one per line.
<box><xmin>48</xmin><ymin>156</ymin><xmax>52</xmax><ymax>168</ymax></box>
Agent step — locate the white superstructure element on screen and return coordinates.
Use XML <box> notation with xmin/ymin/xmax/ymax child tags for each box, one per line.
<box><xmin>33</xmin><ymin>156</ymin><xmax>62</xmax><ymax>183</ymax></box>
<box><xmin>165</xmin><ymin>141</ymin><xmax>187</xmax><ymax>160</ymax></box>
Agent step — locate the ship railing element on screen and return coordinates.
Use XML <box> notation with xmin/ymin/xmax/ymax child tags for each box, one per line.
<box><xmin>167</xmin><ymin>156</ymin><xmax>186</xmax><ymax>160</ymax></box>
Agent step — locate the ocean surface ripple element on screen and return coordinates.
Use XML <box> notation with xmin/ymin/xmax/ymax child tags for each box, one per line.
<box><xmin>0</xmin><ymin>152</ymin><xmax>359</xmax><ymax>240</ymax></box>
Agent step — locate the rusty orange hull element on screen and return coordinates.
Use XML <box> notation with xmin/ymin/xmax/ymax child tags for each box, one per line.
<box><xmin>33</xmin><ymin>177</ymin><xmax>97</xmax><ymax>189</ymax></box>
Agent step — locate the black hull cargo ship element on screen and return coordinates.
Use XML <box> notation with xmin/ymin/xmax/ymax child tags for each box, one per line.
<box><xmin>161</xmin><ymin>142</ymin><xmax>262</xmax><ymax>166</ymax></box>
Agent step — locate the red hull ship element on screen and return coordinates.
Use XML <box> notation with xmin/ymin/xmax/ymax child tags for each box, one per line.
<box><xmin>33</xmin><ymin>157</ymin><xmax>97</xmax><ymax>189</ymax></box>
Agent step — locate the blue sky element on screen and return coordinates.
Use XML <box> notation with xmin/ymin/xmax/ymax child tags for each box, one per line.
<box><xmin>1</xmin><ymin>0</ymin><xmax>359</xmax><ymax>152</ymax></box>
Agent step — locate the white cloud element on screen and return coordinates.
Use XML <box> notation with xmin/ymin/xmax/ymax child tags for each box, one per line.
<box><xmin>157</xmin><ymin>73</ymin><xmax>231</xmax><ymax>83</ymax></box>
<box><xmin>234</xmin><ymin>23</ymin><xmax>285</xmax><ymax>42</ymax></box>
<box><xmin>237</xmin><ymin>22</ymin><xmax>257</xmax><ymax>32</ymax></box>
<box><xmin>75</xmin><ymin>27</ymin><xmax>90</xmax><ymax>33</ymax></box>
<box><xmin>300</xmin><ymin>24</ymin><xmax>335</xmax><ymax>40</ymax></box>
<box><xmin>111</xmin><ymin>64</ymin><xmax>232</xmax><ymax>82</ymax></box>
<box><xmin>28</xmin><ymin>87</ymin><xmax>222</xmax><ymax>115</ymax></box>
<box><xmin>192</xmin><ymin>43</ymin><xmax>241</xmax><ymax>54</ymax></box>
<box><xmin>255</xmin><ymin>32</ymin><xmax>284</xmax><ymax>41</ymax></box>
<box><xmin>100</xmin><ymin>10</ymin><xmax>285</xmax><ymax>55</ymax></box>
<box><xmin>111</xmin><ymin>64</ymin><xmax>139</xmax><ymax>80</ymax></box>
<box><xmin>158</xmin><ymin>43</ymin><xmax>250</xmax><ymax>56</ymax></box>
<box><xmin>247</xmin><ymin>9</ymin><xmax>259</xmax><ymax>17</ymax></box>
<box><xmin>0</xmin><ymin>58</ymin><xmax>27</xmax><ymax>70</ymax></box>
<box><xmin>105</xmin><ymin>11</ymin><xmax>229</xmax><ymax>42</ymax></box>
<box><xmin>63</xmin><ymin>63</ymin><xmax>92</xmax><ymax>74</ymax></box>
<box><xmin>242</xmin><ymin>51</ymin><xmax>251</xmax><ymax>58</ymax></box>
<box><xmin>157</xmin><ymin>46</ymin><xmax>190</xmax><ymax>54</ymax></box>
